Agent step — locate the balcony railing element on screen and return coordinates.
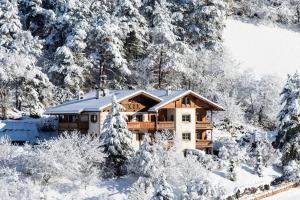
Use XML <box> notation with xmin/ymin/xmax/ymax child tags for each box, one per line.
<box><xmin>59</xmin><ymin>122</ymin><xmax>89</xmax><ymax>130</ymax></box>
<box><xmin>127</xmin><ymin>122</ymin><xmax>156</xmax><ymax>130</ymax></box>
<box><xmin>196</xmin><ymin>122</ymin><xmax>213</xmax><ymax>130</ymax></box>
<box><xmin>196</xmin><ymin>140</ymin><xmax>213</xmax><ymax>149</ymax></box>
<box><xmin>157</xmin><ymin>121</ymin><xmax>175</xmax><ymax>130</ymax></box>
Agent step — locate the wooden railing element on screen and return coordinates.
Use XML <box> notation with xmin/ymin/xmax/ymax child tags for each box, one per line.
<box><xmin>127</xmin><ymin>122</ymin><xmax>156</xmax><ymax>130</ymax></box>
<box><xmin>196</xmin><ymin>122</ymin><xmax>213</xmax><ymax>129</ymax></box>
<box><xmin>59</xmin><ymin>122</ymin><xmax>89</xmax><ymax>130</ymax></box>
<box><xmin>196</xmin><ymin>140</ymin><xmax>213</xmax><ymax>149</ymax></box>
<box><xmin>157</xmin><ymin>121</ymin><xmax>175</xmax><ymax>129</ymax></box>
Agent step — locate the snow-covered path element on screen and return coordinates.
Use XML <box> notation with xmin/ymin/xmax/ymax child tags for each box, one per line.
<box><xmin>265</xmin><ymin>186</ymin><xmax>300</xmax><ymax>200</ymax></box>
<box><xmin>224</xmin><ymin>19</ymin><xmax>300</xmax><ymax>78</ymax></box>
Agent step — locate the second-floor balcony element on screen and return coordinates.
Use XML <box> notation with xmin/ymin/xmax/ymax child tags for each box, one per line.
<box><xmin>127</xmin><ymin>122</ymin><xmax>156</xmax><ymax>130</ymax></box>
<box><xmin>196</xmin><ymin>140</ymin><xmax>213</xmax><ymax>149</ymax></box>
<box><xmin>157</xmin><ymin>121</ymin><xmax>175</xmax><ymax>130</ymax></box>
<box><xmin>196</xmin><ymin>122</ymin><xmax>213</xmax><ymax>130</ymax></box>
<box><xmin>127</xmin><ymin>121</ymin><xmax>175</xmax><ymax>130</ymax></box>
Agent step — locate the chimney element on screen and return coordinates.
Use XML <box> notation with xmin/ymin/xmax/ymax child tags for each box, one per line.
<box><xmin>96</xmin><ymin>89</ymin><xmax>110</xmax><ymax>99</ymax></box>
<box><xmin>103</xmin><ymin>89</ymin><xmax>109</xmax><ymax>96</ymax></box>
<box><xmin>166</xmin><ymin>89</ymin><xmax>172</xmax><ymax>96</ymax></box>
<box><xmin>78</xmin><ymin>90</ymin><xmax>84</xmax><ymax>100</ymax></box>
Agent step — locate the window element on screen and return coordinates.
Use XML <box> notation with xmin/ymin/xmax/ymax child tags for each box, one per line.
<box><xmin>69</xmin><ymin>115</ymin><xmax>78</xmax><ymax>123</ymax></box>
<box><xmin>59</xmin><ymin>115</ymin><xmax>67</xmax><ymax>122</ymax></box>
<box><xmin>182</xmin><ymin>133</ymin><xmax>191</xmax><ymax>141</ymax></box>
<box><xmin>182</xmin><ymin>114</ymin><xmax>191</xmax><ymax>122</ymax></box>
<box><xmin>126</xmin><ymin>115</ymin><xmax>133</xmax><ymax>122</ymax></box>
<box><xmin>91</xmin><ymin>115</ymin><xmax>97</xmax><ymax>123</ymax></box>
<box><xmin>136</xmin><ymin>115</ymin><xmax>143</xmax><ymax>122</ymax></box>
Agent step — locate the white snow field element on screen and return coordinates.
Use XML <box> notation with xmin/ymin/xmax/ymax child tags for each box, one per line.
<box><xmin>265</xmin><ymin>186</ymin><xmax>300</xmax><ymax>200</ymax></box>
<box><xmin>211</xmin><ymin>164</ymin><xmax>281</xmax><ymax>195</ymax></box>
<box><xmin>224</xmin><ymin>19</ymin><xmax>300</xmax><ymax>78</ymax></box>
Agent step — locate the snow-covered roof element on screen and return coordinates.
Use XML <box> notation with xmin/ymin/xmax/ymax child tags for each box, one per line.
<box><xmin>148</xmin><ymin>90</ymin><xmax>224</xmax><ymax>111</ymax></box>
<box><xmin>45</xmin><ymin>89</ymin><xmax>224</xmax><ymax>114</ymax></box>
<box><xmin>0</xmin><ymin>121</ymin><xmax>39</xmax><ymax>143</ymax></box>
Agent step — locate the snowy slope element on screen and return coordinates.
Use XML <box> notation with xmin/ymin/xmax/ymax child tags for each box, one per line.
<box><xmin>265</xmin><ymin>187</ymin><xmax>300</xmax><ymax>200</ymax></box>
<box><xmin>224</xmin><ymin>19</ymin><xmax>300</xmax><ymax>78</ymax></box>
<box><xmin>210</xmin><ymin>164</ymin><xmax>281</xmax><ymax>195</ymax></box>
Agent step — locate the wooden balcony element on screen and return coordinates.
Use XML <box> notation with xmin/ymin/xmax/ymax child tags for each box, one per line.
<box><xmin>127</xmin><ymin>122</ymin><xmax>156</xmax><ymax>130</ymax></box>
<box><xmin>59</xmin><ymin>122</ymin><xmax>89</xmax><ymax>131</ymax></box>
<box><xmin>196</xmin><ymin>140</ymin><xmax>213</xmax><ymax>149</ymax></box>
<box><xmin>157</xmin><ymin>121</ymin><xmax>175</xmax><ymax>130</ymax></box>
<box><xmin>196</xmin><ymin>122</ymin><xmax>213</xmax><ymax>130</ymax></box>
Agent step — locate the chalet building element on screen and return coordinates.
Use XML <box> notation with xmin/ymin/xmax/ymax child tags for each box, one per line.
<box><xmin>45</xmin><ymin>89</ymin><xmax>224</xmax><ymax>153</ymax></box>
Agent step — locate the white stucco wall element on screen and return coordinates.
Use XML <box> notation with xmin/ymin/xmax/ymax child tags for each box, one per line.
<box><xmin>87</xmin><ymin>112</ymin><xmax>100</xmax><ymax>135</ymax></box>
<box><xmin>174</xmin><ymin>108</ymin><xmax>196</xmax><ymax>152</ymax></box>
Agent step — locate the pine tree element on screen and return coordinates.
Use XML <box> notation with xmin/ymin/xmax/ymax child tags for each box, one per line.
<box><xmin>184</xmin><ymin>0</ymin><xmax>227</xmax><ymax>50</ymax></box>
<box><xmin>100</xmin><ymin>95</ymin><xmax>134</xmax><ymax>176</ymax></box>
<box><xmin>0</xmin><ymin>0</ymin><xmax>22</xmax><ymax>49</ymax></box>
<box><xmin>49</xmin><ymin>46</ymin><xmax>83</xmax><ymax>99</ymax></box>
<box><xmin>276</xmin><ymin>72</ymin><xmax>300</xmax><ymax>165</ymax></box>
<box><xmin>227</xmin><ymin>157</ymin><xmax>237</xmax><ymax>181</ymax></box>
<box><xmin>151</xmin><ymin>174</ymin><xmax>174</xmax><ymax>200</ymax></box>
<box><xmin>277</xmin><ymin>72</ymin><xmax>300</xmax><ymax>144</ymax></box>
<box><xmin>254</xmin><ymin>142</ymin><xmax>264</xmax><ymax>177</ymax></box>
<box><xmin>131</xmin><ymin>133</ymin><xmax>159</xmax><ymax>193</ymax></box>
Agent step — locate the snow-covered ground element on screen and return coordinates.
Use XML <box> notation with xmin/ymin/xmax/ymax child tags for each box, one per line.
<box><xmin>42</xmin><ymin>176</ymin><xmax>136</xmax><ymax>200</ymax></box>
<box><xmin>211</xmin><ymin>164</ymin><xmax>281</xmax><ymax>195</ymax></box>
<box><xmin>224</xmin><ymin>19</ymin><xmax>300</xmax><ymax>78</ymax></box>
<box><xmin>265</xmin><ymin>186</ymin><xmax>300</xmax><ymax>200</ymax></box>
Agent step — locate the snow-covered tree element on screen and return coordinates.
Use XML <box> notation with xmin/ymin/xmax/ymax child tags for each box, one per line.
<box><xmin>25</xmin><ymin>132</ymin><xmax>104</xmax><ymax>189</ymax></box>
<box><xmin>0</xmin><ymin>51</ymin><xmax>52</xmax><ymax>116</ymax></box>
<box><xmin>184</xmin><ymin>0</ymin><xmax>227</xmax><ymax>50</ymax></box>
<box><xmin>130</xmin><ymin>133</ymin><xmax>159</xmax><ymax>193</ymax></box>
<box><xmin>49</xmin><ymin>46</ymin><xmax>83</xmax><ymax>99</ymax></box>
<box><xmin>151</xmin><ymin>174</ymin><xmax>174</xmax><ymax>200</ymax></box>
<box><xmin>0</xmin><ymin>167</ymin><xmax>40</xmax><ymax>199</ymax></box>
<box><xmin>0</xmin><ymin>0</ymin><xmax>22</xmax><ymax>49</ymax></box>
<box><xmin>100</xmin><ymin>95</ymin><xmax>134</xmax><ymax>176</ymax></box>
<box><xmin>277</xmin><ymin>72</ymin><xmax>300</xmax><ymax>148</ymax></box>
<box><xmin>182</xmin><ymin>178</ymin><xmax>225</xmax><ymax>200</ymax></box>
<box><xmin>283</xmin><ymin>160</ymin><xmax>300</xmax><ymax>181</ymax></box>
<box><xmin>282</xmin><ymin>134</ymin><xmax>300</xmax><ymax>166</ymax></box>
<box><xmin>218</xmin><ymin>145</ymin><xmax>230</xmax><ymax>169</ymax></box>
<box><xmin>254</xmin><ymin>141</ymin><xmax>264</xmax><ymax>177</ymax></box>
<box><xmin>227</xmin><ymin>157</ymin><xmax>237</xmax><ymax>181</ymax></box>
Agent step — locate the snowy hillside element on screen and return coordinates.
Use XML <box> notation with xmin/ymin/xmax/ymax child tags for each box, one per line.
<box><xmin>224</xmin><ymin>19</ymin><xmax>300</xmax><ymax>78</ymax></box>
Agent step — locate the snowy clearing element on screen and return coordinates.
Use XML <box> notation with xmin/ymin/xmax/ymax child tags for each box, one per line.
<box><xmin>265</xmin><ymin>186</ymin><xmax>300</xmax><ymax>200</ymax></box>
<box><xmin>224</xmin><ymin>19</ymin><xmax>300</xmax><ymax>78</ymax></box>
<box><xmin>211</xmin><ymin>164</ymin><xmax>282</xmax><ymax>195</ymax></box>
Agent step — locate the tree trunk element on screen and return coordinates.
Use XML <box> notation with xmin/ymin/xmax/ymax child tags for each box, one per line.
<box><xmin>158</xmin><ymin>47</ymin><xmax>163</xmax><ymax>89</ymax></box>
<box><xmin>297</xmin><ymin>6</ymin><xmax>300</xmax><ymax>23</ymax></box>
